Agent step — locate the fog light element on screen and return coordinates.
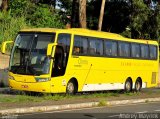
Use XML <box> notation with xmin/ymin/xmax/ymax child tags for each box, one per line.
<box><xmin>35</xmin><ymin>77</ymin><xmax>50</xmax><ymax>82</ymax></box>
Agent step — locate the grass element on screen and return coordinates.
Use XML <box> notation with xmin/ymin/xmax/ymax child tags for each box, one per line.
<box><xmin>0</xmin><ymin>94</ymin><xmax>42</xmax><ymax>103</ymax></box>
<box><xmin>124</xmin><ymin>92</ymin><xmax>141</xmax><ymax>96</ymax></box>
<box><xmin>145</xmin><ymin>99</ymin><xmax>149</xmax><ymax>103</ymax></box>
<box><xmin>78</xmin><ymin>91</ymin><xmax>120</xmax><ymax>99</ymax></box>
<box><xmin>0</xmin><ymin>93</ymin><xmax>73</xmax><ymax>103</ymax></box>
<box><xmin>0</xmin><ymin>91</ymin><xmax>120</xmax><ymax>103</ymax></box>
<box><xmin>0</xmin><ymin>89</ymin><xmax>157</xmax><ymax>104</ymax></box>
<box><xmin>97</xmin><ymin>100</ymin><xmax>107</xmax><ymax>107</ymax></box>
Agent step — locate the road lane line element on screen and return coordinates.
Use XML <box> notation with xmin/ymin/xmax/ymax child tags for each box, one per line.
<box><xmin>136</xmin><ymin>111</ymin><xmax>148</xmax><ymax>113</ymax></box>
<box><xmin>108</xmin><ymin>115</ymin><xmax>120</xmax><ymax>118</ymax></box>
<box><xmin>154</xmin><ymin>110</ymin><xmax>160</xmax><ymax>112</ymax></box>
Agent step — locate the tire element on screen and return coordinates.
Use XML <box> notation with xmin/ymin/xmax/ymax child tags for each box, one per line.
<box><xmin>124</xmin><ymin>79</ymin><xmax>132</xmax><ymax>92</ymax></box>
<box><xmin>135</xmin><ymin>79</ymin><xmax>142</xmax><ymax>92</ymax></box>
<box><xmin>66</xmin><ymin>81</ymin><xmax>77</xmax><ymax>95</ymax></box>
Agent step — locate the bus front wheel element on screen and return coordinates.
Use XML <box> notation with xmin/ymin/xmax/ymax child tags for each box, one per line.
<box><xmin>66</xmin><ymin>80</ymin><xmax>77</xmax><ymax>95</ymax></box>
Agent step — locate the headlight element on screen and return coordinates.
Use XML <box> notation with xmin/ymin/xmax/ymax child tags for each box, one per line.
<box><xmin>35</xmin><ymin>77</ymin><xmax>50</xmax><ymax>82</ymax></box>
<box><xmin>8</xmin><ymin>75</ymin><xmax>15</xmax><ymax>80</ymax></box>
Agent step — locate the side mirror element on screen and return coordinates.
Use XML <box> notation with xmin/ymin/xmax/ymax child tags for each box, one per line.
<box><xmin>1</xmin><ymin>41</ymin><xmax>14</xmax><ymax>54</ymax></box>
<box><xmin>47</xmin><ymin>43</ymin><xmax>58</xmax><ymax>57</ymax></box>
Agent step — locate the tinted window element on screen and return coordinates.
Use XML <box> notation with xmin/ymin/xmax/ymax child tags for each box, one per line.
<box><xmin>140</xmin><ymin>44</ymin><xmax>149</xmax><ymax>58</ymax></box>
<box><xmin>131</xmin><ymin>43</ymin><xmax>140</xmax><ymax>58</ymax></box>
<box><xmin>57</xmin><ymin>34</ymin><xmax>71</xmax><ymax>70</ymax></box>
<box><xmin>35</xmin><ymin>35</ymin><xmax>53</xmax><ymax>49</ymax></box>
<box><xmin>89</xmin><ymin>38</ymin><xmax>103</xmax><ymax>55</ymax></box>
<box><xmin>104</xmin><ymin>40</ymin><xmax>117</xmax><ymax>56</ymax></box>
<box><xmin>58</xmin><ymin>34</ymin><xmax>71</xmax><ymax>53</ymax></box>
<box><xmin>149</xmin><ymin>45</ymin><xmax>157</xmax><ymax>59</ymax></box>
<box><xmin>73</xmin><ymin>36</ymin><xmax>88</xmax><ymax>55</ymax></box>
<box><xmin>118</xmin><ymin>42</ymin><xmax>130</xmax><ymax>57</ymax></box>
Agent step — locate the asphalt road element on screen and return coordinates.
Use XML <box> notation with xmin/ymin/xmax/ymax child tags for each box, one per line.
<box><xmin>4</xmin><ymin>101</ymin><xmax>159</xmax><ymax>119</ymax></box>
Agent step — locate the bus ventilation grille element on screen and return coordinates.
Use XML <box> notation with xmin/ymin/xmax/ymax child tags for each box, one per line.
<box><xmin>151</xmin><ymin>72</ymin><xmax>156</xmax><ymax>84</ymax></box>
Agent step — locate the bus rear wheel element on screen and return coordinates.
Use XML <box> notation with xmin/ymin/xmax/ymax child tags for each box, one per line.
<box><xmin>124</xmin><ymin>79</ymin><xmax>132</xmax><ymax>92</ymax></box>
<box><xmin>135</xmin><ymin>79</ymin><xmax>142</xmax><ymax>92</ymax></box>
<box><xmin>66</xmin><ymin>81</ymin><xmax>77</xmax><ymax>95</ymax></box>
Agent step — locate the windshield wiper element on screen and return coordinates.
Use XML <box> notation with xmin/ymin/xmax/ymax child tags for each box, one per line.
<box><xmin>11</xmin><ymin>65</ymin><xmax>39</xmax><ymax>75</ymax></box>
<box><xmin>11</xmin><ymin>65</ymin><xmax>26</xmax><ymax>74</ymax></box>
<box><xmin>27</xmin><ymin>66</ymin><xmax>40</xmax><ymax>76</ymax></box>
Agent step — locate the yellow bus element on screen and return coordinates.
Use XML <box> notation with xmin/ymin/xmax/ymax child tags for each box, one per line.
<box><xmin>1</xmin><ymin>28</ymin><xmax>159</xmax><ymax>94</ymax></box>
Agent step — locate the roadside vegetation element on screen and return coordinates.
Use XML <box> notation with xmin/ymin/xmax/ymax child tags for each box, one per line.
<box><xmin>0</xmin><ymin>89</ymin><xmax>158</xmax><ymax>103</ymax></box>
<box><xmin>0</xmin><ymin>92</ymin><xmax>119</xmax><ymax>103</ymax></box>
<box><xmin>0</xmin><ymin>0</ymin><xmax>65</xmax><ymax>47</ymax></box>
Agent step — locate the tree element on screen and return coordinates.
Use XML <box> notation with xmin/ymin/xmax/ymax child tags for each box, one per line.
<box><xmin>129</xmin><ymin>0</ymin><xmax>160</xmax><ymax>39</ymax></box>
<box><xmin>0</xmin><ymin>0</ymin><xmax>8</xmax><ymax>11</ymax></box>
<box><xmin>0</xmin><ymin>0</ymin><xmax>2</xmax><ymax>9</ymax></box>
<box><xmin>71</xmin><ymin>0</ymin><xmax>79</xmax><ymax>28</ymax></box>
<box><xmin>130</xmin><ymin>0</ymin><xmax>150</xmax><ymax>39</ymax></box>
<box><xmin>98</xmin><ymin>0</ymin><xmax>106</xmax><ymax>31</ymax></box>
<box><xmin>79</xmin><ymin>0</ymin><xmax>86</xmax><ymax>28</ymax></box>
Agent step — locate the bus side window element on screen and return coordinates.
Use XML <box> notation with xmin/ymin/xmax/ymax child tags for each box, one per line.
<box><xmin>73</xmin><ymin>36</ymin><xmax>88</xmax><ymax>55</ymax></box>
<box><xmin>131</xmin><ymin>43</ymin><xmax>140</xmax><ymax>58</ymax></box>
<box><xmin>141</xmin><ymin>45</ymin><xmax>149</xmax><ymax>59</ymax></box>
<box><xmin>105</xmin><ymin>40</ymin><xmax>112</xmax><ymax>56</ymax></box>
<box><xmin>89</xmin><ymin>38</ymin><xmax>103</xmax><ymax>56</ymax></box>
<box><xmin>149</xmin><ymin>45</ymin><xmax>157</xmax><ymax>59</ymax></box>
<box><xmin>89</xmin><ymin>48</ymin><xmax>96</xmax><ymax>55</ymax></box>
<box><xmin>118</xmin><ymin>42</ymin><xmax>130</xmax><ymax>57</ymax></box>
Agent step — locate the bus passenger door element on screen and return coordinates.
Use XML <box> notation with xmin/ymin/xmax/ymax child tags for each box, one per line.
<box><xmin>51</xmin><ymin>33</ymin><xmax>71</xmax><ymax>93</ymax></box>
<box><xmin>52</xmin><ymin>46</ymin><xmax>65</xmax><ymax>77</ymax></box>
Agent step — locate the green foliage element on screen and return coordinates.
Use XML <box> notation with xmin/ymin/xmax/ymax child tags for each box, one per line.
<box><xmin>132</xmin><ymin>0</ymin><xmax>150</xmax><ymax>30</ymax></box>
<box><xmin>9</xmin><ymin>0</ymin><xmax>31</xmax><ymax>17</ymax></box>
<box><xmin>27</xmin><ymin>4</ymin><xmax>64</xmax><ymax>28</ymax></box>
<box><xmin>0</xmin><ymin>11</ymin><xmax>27</xmax><ymax>45</ymax></box>
<box><xmin>0</xmin><ymin>0</ymin><xmax>65</xmax><ymax>44</ymax></box>
<box><xmin>128</xmin><ymin>0</ymin><xmax>160</xmax><ymax>40</ymax></box>
<box><xmin>120</xmin><ymin>27</ymin><xmax>131</xmax><ymax>38</ymax></box>
<box><xmin>58</xmin><ymin>0</ymin><xmax>72</xmax><ymax>15</ymax></box>
<box><xmin>98</xmin><ymin>100</ymin><xmax>107</xmax><ymax>107</ymax></box>
<box><xmin>9</xmin><ymin>0</ymin><xmax>65</xmax><ymax>28</ymax></box>
<box><xmin>0</xmin><ymin>0</ymin><xmax>160</xmax><ymax>43</ymax></box>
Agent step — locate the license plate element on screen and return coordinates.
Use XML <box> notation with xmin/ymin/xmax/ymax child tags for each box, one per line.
<box><xmin>21</xmin><ymin>85</ymin><xmax>29</xmax><ymax>88</ymax></box>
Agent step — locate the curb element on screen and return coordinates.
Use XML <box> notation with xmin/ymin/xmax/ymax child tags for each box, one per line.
<box><xmin>0</xmin><ymin>97</ymin><xmax>160</xmax><ymax>115</ymax></box>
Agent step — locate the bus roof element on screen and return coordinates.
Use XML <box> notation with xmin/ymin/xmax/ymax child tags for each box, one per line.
<box><xmin>20</xmin><ymin>28</ymin><xmax>124</xmax><ymax>38</ymax></box>
<box><xmin>20</xmin><ymin>28</ymin><xmax>158</xmax><ymax>45</ymax></box>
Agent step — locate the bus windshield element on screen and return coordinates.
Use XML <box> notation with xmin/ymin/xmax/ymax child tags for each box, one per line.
<box><xmin>10</xmin><ymin>32</ymin><xmax>55</xmax><ymax>76</ymax></box>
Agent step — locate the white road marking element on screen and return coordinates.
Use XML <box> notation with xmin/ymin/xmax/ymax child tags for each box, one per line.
<box><xmin>108</xmin><ymin>114</ymin><xmax>120</xmax><ymax>118</ymax></box>
<box><xmin>154</xmin><ymin>110</ymin><xmax>160</xmax><ymax>112</ymax></box>
<box><xmin>45</xmin><ymin>106</ymin><xmax>104</xmax><ymax>113</ymax></box>
<box><xmin>136</xmin><ymin>111</ymin><xmax>148</xmax><ymax>113</ymax></box>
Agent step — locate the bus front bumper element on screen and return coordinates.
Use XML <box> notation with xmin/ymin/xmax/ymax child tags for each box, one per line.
<box><xmin>9</xmin><ymin>79</ymin><xmax>51</xmax><ymax>93</ymax></box>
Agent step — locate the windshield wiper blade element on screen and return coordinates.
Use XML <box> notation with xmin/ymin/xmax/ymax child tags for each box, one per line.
<box><xmin>27</xmin><ymin>66</ymin><xmax>40</xmax><ymax>76</ymax></box>
<box><xmin>12</xmin><ymin>65</ymin><xmax>26</xmax><ymax>74</ymax></box>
